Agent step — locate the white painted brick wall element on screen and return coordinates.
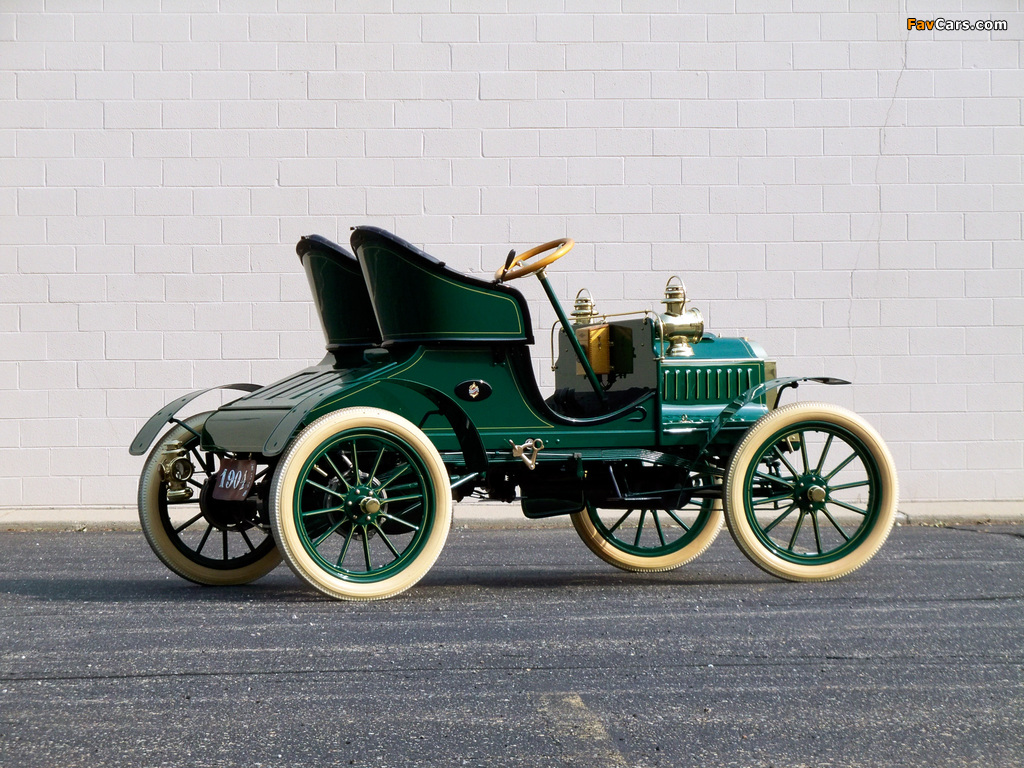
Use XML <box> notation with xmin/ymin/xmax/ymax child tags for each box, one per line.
<box><xmin>1</xmin><ymin>4</ymin><xmax>1021</xmax><ymax>507</ymax></box>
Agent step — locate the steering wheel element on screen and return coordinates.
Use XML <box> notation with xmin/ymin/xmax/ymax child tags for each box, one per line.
<box><xmin>495</xmin><ymin>238</ymin><xmax>574</xmax><ymax>281</ymax></box>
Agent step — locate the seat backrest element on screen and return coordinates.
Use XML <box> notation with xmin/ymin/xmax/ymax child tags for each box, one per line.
<box><xmin>297</xmin><ymin>234</ymin><xmax>383</xmax><ymax>350</ymax></box>
<box><xmin>351</xmin><ymin>226</ymin><xmax>533</xmax><ymax>345</ymax></box>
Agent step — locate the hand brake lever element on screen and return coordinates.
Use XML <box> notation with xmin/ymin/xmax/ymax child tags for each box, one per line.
<box><xmin>498</xmin><ymin>249</ymin><xmax>516</xmax><ymax>281</ymax></box>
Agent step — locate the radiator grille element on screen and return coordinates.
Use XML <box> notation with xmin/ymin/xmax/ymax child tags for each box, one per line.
<box><xmin>661</xmin><ymin>365</ymin><xmax>760</xmax><ymax>403</ymax></box>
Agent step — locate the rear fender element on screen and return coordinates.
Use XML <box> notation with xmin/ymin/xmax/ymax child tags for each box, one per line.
<box><xmin>200</xmin><ymin>368</ymin><xmax>487</xmax><ymax>474</ymax></box>
<box><xmin>300</xmin><ymin>376</ymin><xmax>488</xmax><ymax>473</ymax></box>
<box><xmin>386</xmin><ymin>378</ymin><xmax>488</xmax><ymax>473</ymax></box>
<box><xmin>128</xmin><ymin>383</ymin><xmax>262</xmax><ymax>456</ymax></box>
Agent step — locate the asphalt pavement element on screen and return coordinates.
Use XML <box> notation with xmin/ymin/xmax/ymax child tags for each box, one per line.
<box><xmin>1</xmin><ymin>524</ymin><xmax>1023</xmax><ymax>767</ymax></box>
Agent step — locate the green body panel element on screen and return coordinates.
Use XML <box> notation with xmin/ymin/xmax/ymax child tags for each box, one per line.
<box><xmin>201</xmin><ymin>357</ymin><xmax>437</xmax><ymax>456</ymax></box>
<box><xmin>306</xmin><ymin>347</ymin><xmax>656</xmax><ymax>452</ymax></box>
<box><xmin>197</xmin><ymin>231</ymin><xmax>778</xmax><ymax>469</ymax></box>
<box><xmin>658</xmin><ymin>335</ymin><xmax>770</xmax><ymax>446</ymax></box>
<box><xmin>202</xmin><ymin>330</ymin><xmax>779</xmax><ymax>463</ymax></box>
<box><xmin>353</xmin><ymin>226</ymin><xmax>531</xmax><ymax>344</ymax></box>
<box><xmin>202</xmin><ymin>344</ymin><xmax>664</xmax><ymax>460</ymax></box>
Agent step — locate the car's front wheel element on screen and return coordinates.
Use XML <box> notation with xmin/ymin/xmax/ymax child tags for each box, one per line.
<box><xmin>723</xmin><ymin>402</ymin><xmax>898</xmax><ymax>582</ymax></box>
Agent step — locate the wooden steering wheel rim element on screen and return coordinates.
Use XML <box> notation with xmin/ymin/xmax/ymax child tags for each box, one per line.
<box><xmin>495</xmin><ymin>238</ymin><xmax>574</xmax><ymax>281</ymax></box>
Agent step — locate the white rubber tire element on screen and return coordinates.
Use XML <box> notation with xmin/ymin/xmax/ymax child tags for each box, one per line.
<box><xmin>724</xmin><ymin>401</ymin><xmax>898</xmax><ymax>582</ymax></box>
<box><xmin>270</xmin><ymin>407</ymin><xmax>452</xmax><ymax>601</ymax></box>
<box><xmin>138</xmin><ymin>412</ymin><xmax>282</xmax><ymax>586</ymax></box>
<box><xmin>570</xmin><ymin>501</ymin><xmax>723</xmax><ymax>573</ymax></box>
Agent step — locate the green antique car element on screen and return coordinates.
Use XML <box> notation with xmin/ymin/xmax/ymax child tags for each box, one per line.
<box><xmin>130</xmin><ymin>227</ymin><xmax>898</xmax><ymax>600</ymax></box>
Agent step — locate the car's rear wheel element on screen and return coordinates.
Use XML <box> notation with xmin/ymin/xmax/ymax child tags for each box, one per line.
<box><xmin>270</xmin><ymin>408</ymin><xmax>452</xmax><ymax>601</ymax></box>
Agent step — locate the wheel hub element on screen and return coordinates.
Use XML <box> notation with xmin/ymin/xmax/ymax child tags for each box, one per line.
<box><xmin>793</xmin><ymin>475</ymin><xmax>829</xmax><ymax>511</ymax></box>
<box><xmin>337</xmin><ymin>485</ymin><xmax>388</xmax><ymax>529</ymax></box>
<box><xmin>199</xmin><ymin>478</ymin><xmax>261</xmax><ymax>530</ymax></box>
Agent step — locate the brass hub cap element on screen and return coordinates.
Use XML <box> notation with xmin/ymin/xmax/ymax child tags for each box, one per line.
<box><xmin>335</xmin><ymin>485</ymin><xmax>387</xmax><ymax>528</ymax></box>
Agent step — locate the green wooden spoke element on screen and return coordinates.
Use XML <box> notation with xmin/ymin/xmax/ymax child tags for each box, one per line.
<box><xmin>239</xmin><ymin>528</ymin><xmax>256</xmax><ymax>552</ymax></box>
<box><xmin>313</xmin><ymin>518</ymin><xmax>347</xmax><ymax>547</ymax></box>
<box><xmin>633</xmin><ymin>510</ymin><xmax>647</xmax><ymax>547</ymax></box>
<box><xmin>652</xmin><ymin>511</ymin><xmax>667</xmax><ymax>547</ymax></box>
<box><xmin>322</xmin><ymin>452</ymin><xmax>351</xmax><ymax>490</ymax></box>
<box><xmin>829</xmin><ymin>499</ymin><xmax>869</xmax><ymax>516</ymax></box>
<box><xmin>762</xmin><ymin>502</ymin><xmax>799</xmax><ymax>534</ymax></box>
<box><xmin>753</xmin><ymin>470</ymin><xmax>795</xmax><ymax>488</ymax></box>
<box><xmin>188</xmin><ymin>447</ymin><xmax>213</xmax><ymax>475</ymax></box>
<box><xmin>196</xmin><ymin>524</ymin><xmax>213</xmax><ymax>555</ymax></box>
<box><xmin>369</xmin><ymin>444</ymin><xmax>386</xmax><ymax>482</ymax></box>
<box><xmin>304</xmin><ymin>478</ymin><xmax>346</xmax><ymax>499</ymax></box>
<box><xmin>788</xmin><ymin>510</ymin><xmax>807</xmax><ymax>551</ymax></box>
<box><xmin>607</xmin><ymin>509</ymin><xmax>633</xmax><ymax>535</ymax></box>
<box><xmin>810</xmin><ymin>510</ymin><xmax>823</xmax><ymax>555</ymax></box>
<box><xmin>820</xmin><ymin>507</ymin><xmax>851</xmax><ymax>542</ymax></box>
<box><xmin>300</xmin><ymin>504</ymin><xmax>343</xmax><ymax>519</ymax></box>
<box><xmin>824</xmin><ymin>451</ymin><xmax>859</xmax><ymax>481</ymax></box>
<box><xmin>378</xmin><ymin>464</ymin><xmax>410</xmax><ymax>490</ymax></box>
<box><xmin>814</xmin><ymin>433</ymin><xmax>835</xmax><ymax>475</ymax></box>
<box><xmin>799</xmin><ymin>433</ymin><xmax>810</xmax><ymax>474</ymax></box>
<box><xmin>378</xmin><ymin>512</ymin><xmax>421</xmax><ymax>532</ymax></box>
<box><xmin>829</xmin><ymin>479</ymin><xmax>871</xmax><ymax>492</ymax></box>
<box><xmin>665</xmin><ymin>508</ymin><xmax>691</xmax><ymax>532</ymax></box>
<box><xmin>382</xmin><ymin>480</ymin><xmax>419</xmax><ymax>495</ymax></box>
<box><xmin>752</xmin><ymin>491</ymin><xmax>799</xmax><ymax>507</ymax></box>
<box><xmin>772</xmin><ymin>445</ymin><xmax>801</xmax><ymax>479</ymax></box>
<box><xmin>373</xmin><ymin>523</ymin><xmax>402</xmax><ymax>559</ymax></box>
<box><xmin>362</xmin><ymin>530</ymin><xmax>372</xmax><ymax>572</ymax></box>
<box><xmin>381</xmin><ymin>493</ymin><xmax>423</xmax><ymax>504</ymax></box>
<box><xmin>350</xmin><ymin>438</ymin><xmax>361</xmax><ymax>480</ymax></box>
<box><xmin>397</xmin><ymin>500</ymin><xmax>423</xmax><ymax>516</ymax></box>
<box><xmin>337</xmin><ymin>527</ymin><xmax>355</xmax><ymax>568</ymax></box>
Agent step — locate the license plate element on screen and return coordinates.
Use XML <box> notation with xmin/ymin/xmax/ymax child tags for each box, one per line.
<box><xmin>211</xmin><ymin>458</ymin><xmax>257</xmax><ymax>501</ymax></box>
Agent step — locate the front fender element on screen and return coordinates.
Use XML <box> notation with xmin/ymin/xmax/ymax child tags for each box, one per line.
<box><xmin>128</xmin><ymin>383</ymin><xmax>262</xmax><ymax>456</ymax></box>
<box><xmin>699</xmin><ymin>376</ymin><xmax>850</xmax><ymax>453</ymax></box>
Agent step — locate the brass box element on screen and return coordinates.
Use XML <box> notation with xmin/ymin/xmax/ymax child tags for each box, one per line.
<box><xmin>575</xmin><ymin>324</ymin><xmax>634</xmax><ymax>377</ymax></box>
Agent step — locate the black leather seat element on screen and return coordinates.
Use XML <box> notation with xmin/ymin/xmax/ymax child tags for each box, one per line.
<box><xmin>351</xmin><ymin>226</ymin><xmax>533</xmax><ymax>346</ymax></box>
<box><xmin>297</xmin><ymin>234</ymin><xmax>382</xmax><ymax>350</ymax></box>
